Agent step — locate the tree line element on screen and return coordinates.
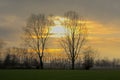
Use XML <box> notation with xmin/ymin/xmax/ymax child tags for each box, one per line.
<box><xmin>0</xmin><ymin>47</ymin><xmax>120</xmax><ymax>69</ymax></box>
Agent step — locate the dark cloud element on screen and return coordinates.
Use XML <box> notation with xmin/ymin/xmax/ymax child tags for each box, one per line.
<box><xmin>0</xmin><ymin>15</ymin><xmax>24</xmax><ymax>46</ymax></box>
<box><xmin>0</xmin><ymin>26</ymin><xmax>21</xmax><ymax>40</ymax></box>
<box><xmin>0</xmin><ymin>0</ymin><xmax>119</xmax><ymax>25</ymax></box>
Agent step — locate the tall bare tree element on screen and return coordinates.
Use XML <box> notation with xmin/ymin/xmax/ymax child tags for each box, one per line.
<box><xmin>61</xmin><ymin>11</ymin><xmax>87</xmax><ymax>69</ymax></box>
<box><xmin>23</xmin><ymin>14</ymin><xmax>52</xmax><ymax>69</ymax></box>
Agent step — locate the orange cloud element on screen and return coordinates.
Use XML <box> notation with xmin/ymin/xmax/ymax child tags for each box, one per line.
<box><xmin>86</xmin><ymin>21</ymin><xmax>120</xmax><ymax>35</ymax></box>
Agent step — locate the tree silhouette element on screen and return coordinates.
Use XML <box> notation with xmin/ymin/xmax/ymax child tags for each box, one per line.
<box><xmin>23</xmin><ymin>14</ymin><xmax>53</xmax><ymax>69</ymax></box>
<box><xmin>61</xmin><ymin>11</ymin><xmax>87</xmax><ymax>69</ymax></box>
<box><xmin>4</xmin><ymin>54</ymin><xmax>11</xmax><ymax>67</ymax></box>
<box><xmin>83</xmin><ymin>46</ymin><xmax>95</xmax><ymax>70</ymax></box>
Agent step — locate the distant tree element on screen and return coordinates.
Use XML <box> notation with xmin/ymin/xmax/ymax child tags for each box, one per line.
<box><xmin>82</xmin><ymin>46</ymin><xmax>96</xmax><ymax>70</ymax></box>
<box><xmin>112</xmin><ymin>58</ymin><xmax>120</xmax><ymax>68</ymax></box>
<box><xmin>11</xmin><ymin>54</ymin><xmax>19</xmax><ymax>67</ymax></box>
<box><xmin>3</xmin><ymin>47</ymin><xmax>19</xmax><ymax>68</ymax></box>
<box><xmin>99</xmin><ymin>58</ymin><xmax>112</xmax><ymax>67</ymax></box>
<box><xmin>23</xmin><ymin>55</ymin><xmax>31</xmax><ymax>68</ymax></box>
<box><xmin>93</xmin><ymin>58</ymin><xmax>120</xmax><ymax>68</ymax></box>
<box><xmin>49</xmin><ymin>58</ymin><xmax>65</xmax><ymax>69</ymax></box>
<box><xmin>61</xmin><ymin>11</ymin><xmax>87</xmax><ymax>69</ymax></box>
<box><xmin>23</xmin><ymin>14</ymin><xmax>53</xmax><ymax>69</ymax></box>
<box><xmin>4</xmin><ymin>54</ymin><xmax>11</xmax><ymax>67</ymax></box>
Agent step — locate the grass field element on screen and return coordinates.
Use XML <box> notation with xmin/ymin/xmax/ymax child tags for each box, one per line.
<box><xmin>0</xmin><ymin>70</ymin><xmax>120</xmax><ymax>80</ymax></box>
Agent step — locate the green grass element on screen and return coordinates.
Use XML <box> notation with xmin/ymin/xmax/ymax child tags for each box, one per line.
<box><xmin>0</xmin><ymin>70</ymin><xmax>120</xmax><ymax>80</ymax></box>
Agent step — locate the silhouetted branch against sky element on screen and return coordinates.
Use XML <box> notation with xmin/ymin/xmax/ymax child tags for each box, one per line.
<box><xmin>61</xmin><ymin>11</ymin><xmax>87</xmax><ymax>69</ymax></box>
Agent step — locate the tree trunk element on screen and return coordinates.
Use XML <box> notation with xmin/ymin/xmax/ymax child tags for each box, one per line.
<box><xmin>37</xmin><ymin>55</ymin><xmax>44</xmax><ymax>69</ymax></box>
<box><xmin>40</xmin><ymin>56</ymin><xmax>43</xmax><ymax>69</ymax></box>
<box><xmin>72</xmin><ymin>58</ymin><xmax>75</xmax><ymax>70</ymax></box>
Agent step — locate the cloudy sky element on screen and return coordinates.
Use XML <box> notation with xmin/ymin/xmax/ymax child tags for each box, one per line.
<box><xmin>0</xmin><ymin>0</ymin><xmax>120</xmax><ymax>59</ymax></box>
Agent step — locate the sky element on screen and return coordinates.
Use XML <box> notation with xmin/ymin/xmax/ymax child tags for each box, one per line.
<box><xmin>0</xmin><ymin>0</ymin><xmax>120</xmax><ymax>59</ymax></box>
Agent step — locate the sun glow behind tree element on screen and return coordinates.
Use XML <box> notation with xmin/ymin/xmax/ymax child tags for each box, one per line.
<box><xmin>50</xmin><ymin>16</ymin><xmax>88</xmax><ymax>38</ymax></box>
<box><xmin>50</xmin><ymin>16</ymin><xmax>66</xmax><ymax>38</ymax></box>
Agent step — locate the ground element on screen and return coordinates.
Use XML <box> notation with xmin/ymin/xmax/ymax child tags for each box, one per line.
<box><xmin>0</xmin><ymin>70</ymin><xmax>120</xmax><ymax>80</ymax></box>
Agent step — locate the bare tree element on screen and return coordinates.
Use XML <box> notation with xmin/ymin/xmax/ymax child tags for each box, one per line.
<box><xmin>82</xmin><ymin>46</ymin><xmax>96</xmax><ymax>70</ymax></box>
<box><xmin>61</xmin><ymin>11</ymin><xmax>87</xmax><ymax>69</ymax></box>
<box><xmin>23</xmin><ymin>14</ymin><xmax>52</xmax><ymax>69</ymax></box>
